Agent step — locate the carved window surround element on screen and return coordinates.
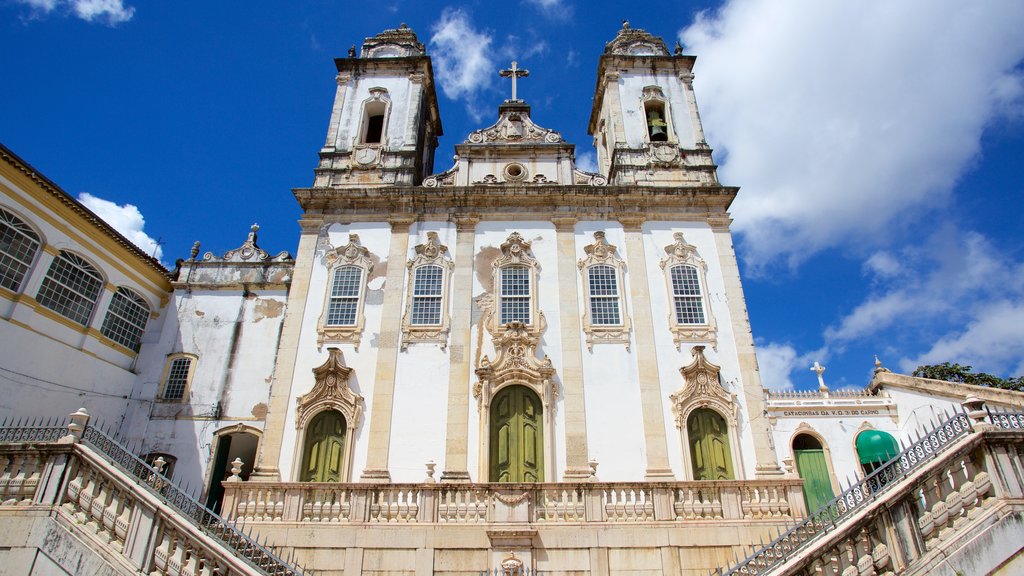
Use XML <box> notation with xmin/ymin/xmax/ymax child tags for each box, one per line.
<box><xmin>659</xmin><ymin>232</ymin><xmax>717</xmax><ymax>349</ymax></box>
<box><xmin>353</xmin><ymin>87</ymin><xmax>391</xmax><ymax>166</ymax></box>
<box><xmin>487</xmin><ymin>232</ymin><xmax>545</xmax><ymax>337</ymax></box>
<box><xmin>577</xmin><ymin>231</ymin><xmax>631</xmax><ymax>351</ymax></box>
<box><xmin>670</xmin><ymin>346</ymin><xmax>744</xmax><ymax>480</ymax></box>
<box><xmin>474</xmin><ymin>322</ymin><xmax>558</xmax><ymax>481</ymax></box>
<box><xmin>400</xmin><ymin>231</ymin><xmax>454</xmax><ymax>351</ymax></box>
<box><xmin>294</xmin><ymin>347</ymin><xmax>363</xmax><ymax>482</ymax></box>
<box><xmin>317</xmin><ymin>234</ymin><xmax>374</xmax><ymax>351</ymax></box>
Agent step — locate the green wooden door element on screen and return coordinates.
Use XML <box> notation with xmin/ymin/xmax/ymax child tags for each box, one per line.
<box><xmin>301</xmin><ymin>411</ymin><xmax>347</xmax><ymax>482</ymax></box>
<box><xmin>688</xmin><ymin>408</ymin><xmax>734</xmax><ymax>480</ymax></box>
<box><xmin>795</xmin><ymin>448</ymin><xmax>835</xmax><ymax>512</ymax></box>
<box><xmin>490</xmin><ymin>386</ymin><xmax>544</xmax><ymax>482</ymax></box>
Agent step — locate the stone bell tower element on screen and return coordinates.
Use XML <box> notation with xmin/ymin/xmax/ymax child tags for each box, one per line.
<box><xmin>314</xmin><ymin>24</ymin><xmax>443</xmax><ymax>187</ymax></box>
<box><xmin>588</xmin><ymin>22</ymin><xmax>717</xmax><ymax>187</ymax></box>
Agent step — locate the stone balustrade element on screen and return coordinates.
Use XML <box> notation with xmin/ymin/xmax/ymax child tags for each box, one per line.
<box><xmin>721</xmin><ymin>410</ymin><xmax>1024</xmax><ymax>576</ymax></box>
<box><xmin>219</xmin><ymin>478</ymin><xmax>807</xmax><ymax>525</ymax></box>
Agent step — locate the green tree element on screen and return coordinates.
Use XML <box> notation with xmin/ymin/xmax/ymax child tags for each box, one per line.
<box><xmin>913</xmin><ymin>362</ymin><xmax>1024</xmax><ymax>392</ymax></box>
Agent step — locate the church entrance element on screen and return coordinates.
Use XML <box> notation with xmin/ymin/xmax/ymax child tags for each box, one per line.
<box><xmin>301</xmin><ymin>410</ymin><xmax>347</xmax><ymax>482</ymax></box>
<box><xmin>489</xmin><ymin>385</ymin><xmax>544</xmax><ymax>482</ymax></box>
<box><xmin>793</xmin><ymin>434</ymin><xmax>835</xmax><ymax>512</ymax></box>
<box><xmin>688</xmin><ymin>408</ymin><xmax>734</xmax><ymax>480</ymax></box>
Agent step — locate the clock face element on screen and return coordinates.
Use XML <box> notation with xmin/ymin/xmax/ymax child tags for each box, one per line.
<box><xmin>654</xmin><ymin>145</ymin><xmax>677</xmax><ymax>162</ymax></box>
<box><xmin>355</xmin><ymin>148</ymin><xmax>377</xmax><ymax>165</ymax></box>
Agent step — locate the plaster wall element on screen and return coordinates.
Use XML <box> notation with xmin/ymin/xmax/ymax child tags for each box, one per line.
<box><xmin>617</xmin><ymin>72</ymin><xmax>697</xmax><ymax>149</ymax></box>
<box><xmin>643</xmin><ymin>222</ymin><xmax>754</xmax><ymax>480</ymax></box>
<box><xmin>334</xmin><ymin>75</ymin><xmax>415</xmax><ymax>152</ymax></box>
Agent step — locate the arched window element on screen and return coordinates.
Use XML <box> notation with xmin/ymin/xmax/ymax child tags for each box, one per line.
<box><xmin>670</xmin><ymin>264</ymin><xmax>705</xmax><ymax>324</ymax></box>
<box><xmin>36</xmin><ymin>250</ymin><xmax>103</xmax><ymax>326</ymax></box>
<box><xmin>793</xmin><ymin>433</ymin><xmax>835</xmax><ymax>512</ymax></box>
<box><xmin>500</xmin><ymin>265</ymin><xmax>531</xmax><ymax>324</ymax></box>
<box><xmin>687</xmin><ymin>408</ymin><xmax>734</xmax><ymax>480</ymax></box>
<box><xmin>490</xmin><ymin>385</ymin><xmax>544</xmax><ymax>483</ymax></box>
<box><xmin>0</xmin><ymin>207</ymin><xmax>41</xmax><ymax>292</ymax></box>
<box><xmin>101</xmin><ymin>287</ymin><xmax>150</xmax><ymax>351</ymax></box>
<box><xmin>301</xmin><ymin>410</ymin><xmax>348</xmax><ymax>482</ymax></box>
<box><xmin>660</xmin><ymin>232</ymin><xmax>717</xmax><ymax>349</ymax></box>
<box><xmin>360</xmin><ymin>90</ymin><xmax>390</xmax><ymax>145</ymax></box>
<box><xmin>317</xmin><ymin>234</ymin><xmax>374</xmax><ymax>350</ymax></box>
<box><xmin>401</xmin><ymin>232</ymin><xmax>454</xmax><ymax>350</ymax></box>
<box><xmin>326</xmin><ymin>265</ymin><xmax>363</xmax><ymax>326</ymax></box>
<box><xmin>578</xmin><ymin>231</ymin><xmax>631</xmax><ymax>351</ymax></box>
<box><xmin>855</xmin><ymin>429</ymin><xmax>899</xmax><ymax>475</ymax></box>
<box><xmin>160</xmin><ymin>354</ymin><xmax>197</xmax><ymax>401</ymax></box>
<box><xmin>640</xmin><ymin>85</ymin><xmax>673</xmax><ymax>143</ymax></box>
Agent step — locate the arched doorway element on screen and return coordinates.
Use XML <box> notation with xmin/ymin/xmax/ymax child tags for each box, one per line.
<box><xmin>793</xmin><ymin>434</ymin><xmax>835</xmax><ymax>512</ymax></box>
<box><xmin>301</xmin><ymin>410</ymin><xmax>348</xmax><ymax>482</ymax></box>
<box><xmin>206</xmin><ymin>427</ymin><xmax>259</xmax><ymax>512</ymax></box>
<box><xmin>856</xmin><ymin>429</ymin><xmax>899</xmax><ymax>475</ymax></box>
<box><xmin>489</xmin><ymin>385</ymin><xmax>543</xmax><ymax>482</ymax></box>
<box><xmin>688</xmin><ymin>408</ymin><xmax>734</xmax><ymax>480</ymax></box>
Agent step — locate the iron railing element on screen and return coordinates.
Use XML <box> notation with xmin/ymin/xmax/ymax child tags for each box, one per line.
<box><xmin>717</xmin><ymin>409</ymin><xmax>974</xmax><ymax>576</ymax></box>
<box><xmin>988</xmin><ymin>408</ymin><xmax>1024</xmax><ymax>430</ymax></box>
<box><xmin>79</xmin><ymin>424</ymin><xmax>305</xmax><ymax>576</ymax></box>
<box><xmin>0</xmin><ymin>416</ymin><xmax>306</xmax><ymax>576</ymax></box>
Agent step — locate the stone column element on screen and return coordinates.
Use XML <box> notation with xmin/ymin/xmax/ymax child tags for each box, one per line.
<box><xmin>552</xmin><ymin>217</ymin><xmax>591</xmax><ymax>480</ymax></box>
<box><xmin>323</xmin><ymin>73</ymin><xmax>351</xmax><ymax>150</ymax></box>
<box><xmin>710</xmin><ymin>218</ymin><xmax>783</xmax><ymax>477</ymax></box>
<box><xmin>603</xmin><ymin>72</ymin><xmax>626</xmax><ymax>144</ymax></box>
<box><xmin>441</xmin><ymin>215</ymin><xmax>478</xmax><ymax>482</ymax></box>
<box><xmin>252</xmin><ymin>216</ymin><xmax>323</xmax><ymax>481</ymax></box>
<box><xmin>679</xmin><ymin>72</ymin><xmax>708</xmax><ymax>147</ymax></box>
<box><xmin>619</xmin><ymin>217</ymin><xmax>675</xmax><ymax>481</ymax></box>
<box><xmin>361</xmin><ymin>218</ymin><xmax>414</xmax><ymax>482</ymax></box>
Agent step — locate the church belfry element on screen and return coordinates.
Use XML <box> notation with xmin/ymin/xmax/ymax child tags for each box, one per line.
<box><xmin>588</xmin><ymin>22</ymin><xmax>715</xmax><ymax>186</ymax></box>
<box><xmin>316</xmin><ymin>24</ymin><xmax>443</xmax><ymax>187</ymax></box>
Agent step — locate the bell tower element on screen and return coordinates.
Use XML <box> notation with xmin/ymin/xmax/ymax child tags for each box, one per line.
<box><xmin>315</xmin><ymin>24</ymin><xmax>443</xmax><ymax>187</ymax></box>
<box><xmin>587</xmin><ymin>23</ymin><xmax>716</xmax><ymax>187</ymax></box>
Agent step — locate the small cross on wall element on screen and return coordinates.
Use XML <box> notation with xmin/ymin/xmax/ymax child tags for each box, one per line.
<box><xmin>499</xmin><ymin>61</ymin><xmax>530</xmax><ymax>101</ymax></box>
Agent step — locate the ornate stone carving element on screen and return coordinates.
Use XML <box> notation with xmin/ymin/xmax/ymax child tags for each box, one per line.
<box><xmin>484</xmin><ymin>232</ymin><xmax>546</xmax><ymax>336</ymax></box>
<box><xmin>317</xmin><ymin>234</ymin><xmax>374</xmax><ymax>350</ymax></box>
<box><xmin>572</xmin><ymin>169</ymin><xmax>608</xmax><ymax>186</ymax></box>
<box><xmin>467</xmin><ymin>110</ymin><xmax>563</xmax><ymax>144</ymax></box>
<box><xmin>603</xmin><ymin>22</ymin><xmax>671</xmax><ymax>56</ymax></box>
<box><xmin>359</xmin><ymin>23</ymin><xmax>425</xmax><ymax>58</ymax></box>
<box><xmin>577</xmin><ymin>231</ymin><xmax>631</xmax><ymax>351</ymax></box>
<box><xmin>660</xmin><ymin>232</ymin><xmax>717</xmax><ymax>349</ymax></box>
<box><xmin>475</xmin><ymin>322</ymin><xmax>557</xmax><ymax>411</ymax></box>
<box><xmin>203</xmin><ymin>224</ymin><xmax>292</xmax><ymax>263</ymax></box>
<box><xmin>401</xmin><ymin>232</ymin><xmax>455</xmax><ymax>350</ymax></box>
<box><xmin>670</xmin><ymin>346</ymin><xmax>736</xmax><ymax>429</ymax></box>
<box><xmin>422</xmin><ymin>163</ymin><xmax>457</xmax><ymax>187</ymax></box>
<box><xmin>296</xmin><ymin>348</ymin><xmax>363</xmax><ymax>430</ymax></box>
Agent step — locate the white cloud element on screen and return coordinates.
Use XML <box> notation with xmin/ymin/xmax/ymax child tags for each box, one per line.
<box><xmin>78</xmin><ymin>193</ymin><xmax>163</xmax><ymax>261</ymax></box>
<box><xmin>429</xmin><ymin>9</ymin><xmax>495</xmax><ymax>121</ymax></box>
<box><xmin>756</xmin><ymin>341</ymin><xmax>825</xmax><ymax>391</ymax></box>
<box><xmin>16</xmin><ymin>0</ymin><xmax>134</xmax><ymax>24</ymax></box>
<box><xmin>523</xmin><ymin>0</ymin><xmax>571</xmax><ymax>20</ymax></box>
<box><xmin>576</xmin><ymin>151</ymin><xmax>597</xmax><ymax>173</ymax></box>
<box><xmin>680</xmin><ymin>1</ymin><xmax>1024</xmax><ymax>269</ymax></box>
<box><xmin>863</xmin><ymin>252</ymin><xmax>902</xmax><ymax>280</ymax></box>
<box><xmin>900</xmin><ymin>301</ymin><xmax>1024</xmax><ymax>377</ymax></box>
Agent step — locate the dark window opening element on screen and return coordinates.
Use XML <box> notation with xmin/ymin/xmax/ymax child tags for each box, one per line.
<box><xmin>365</xmin><ymin>114</ymin><xmax>384</xmax><ymax>144</ymax></box>
<box><xmin>645</xmin><ymin>103</ymin><xmax>669</xmax><ymax>142</ymax></box>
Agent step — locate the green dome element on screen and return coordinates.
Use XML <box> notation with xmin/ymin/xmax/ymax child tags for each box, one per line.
<box><xmin>855</xmin><ymin>430</ymin><xmax>899</xmax><ymax>464</ymax></box>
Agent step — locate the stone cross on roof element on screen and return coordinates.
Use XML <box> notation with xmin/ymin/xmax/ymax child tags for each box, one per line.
<box><xmin>499</xmin><ymin>61</ymin><xmax>529</xmax><ymax>101</ymax></box>
<box><xmin>811</xmin><ymin>361</ymin><xmax>828</xmax><ymax>392</ymax></box>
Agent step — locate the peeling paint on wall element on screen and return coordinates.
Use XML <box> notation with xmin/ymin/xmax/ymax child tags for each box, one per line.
<box><xmin>474</xmin><ymin>246</ymin><xmax>501</xmax><ymax>292</ymax></box>
<box><xmin>253</xmin><ymin>298</ymin><xmax>285</xmax><ymax>323</ymax></box>
<box><xmin>251</xmin><ymin>403</ymin><xmax>268</xmax><ymax>420</ymax></box>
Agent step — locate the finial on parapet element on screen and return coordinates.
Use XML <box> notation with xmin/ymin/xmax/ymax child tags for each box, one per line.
<box><xmin>873</xmin><ymin>355</ymin><xmax>891</xmax><ymax>374</ymax></box>
<box><xmin>674</xmin><ymin>41</ymin><xmax>683</xmax><ymax>55</ymax></box>
<box><xmin>622</xmin><ymin>19</ymin><xmax>630</xmax><ymax>29</ymax></box>
<box><xmin>190</xmin><ymin>241</ymin><xmax>200</xmax><ymax>260</ymax></box>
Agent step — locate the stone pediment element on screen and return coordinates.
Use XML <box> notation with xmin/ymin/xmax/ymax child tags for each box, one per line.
<box><xmin>360</xmin><ymin>24</ymin><xmax>425</xmax><ymax>57</ymax></box>
<box><xmin>604</xmin><ymin>22</ymin><xmax>671</xmax><ymax>56</ymax></box>
<box><xmin>475</xmin><ymin>322</ymin><xmax>556</xmax><ymax>399</ymax></box>
<box><xmin>202</xmin><ymin>224</ymin><xmax>292</xmax><ymax>263</ymax></box>
<box><xmin>466</xmin><ymin>102</ymin><xmax>562</xmax><ymax>145</ymax></box>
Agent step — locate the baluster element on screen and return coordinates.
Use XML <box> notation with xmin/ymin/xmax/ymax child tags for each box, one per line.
<box><xmin>19</xmin><ymin>454</ymin><xmax>41</xmax><ymax>505</ymax></box>
<box><xmin>2</xmin><ymin>454</ymin><xmax>23</xmax><ymax>505</ymax></box>
<box><xmin>113</xmin><ymin>494</ymin><xmax>132</xmax><ymax>551</ymax></box>
<box><xmin>101</xmin><ymin>487</ymin><xmax>120</xmax><ymax>544</ymax></box>
<box><xmin>151</xmin><ymin>529</ymin><xmax>172</xmax><ymax>575</ymax></box>
<box><xmin>167</xmin><ymin>536</ymin><xmax>187</xmax><ymax>576</ymax></box>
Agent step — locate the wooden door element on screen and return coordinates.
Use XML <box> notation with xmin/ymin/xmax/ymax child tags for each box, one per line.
<box><xmin>688</xmin><ymin>408</ymin><xmax>734</xmax><ymax>480</ymax></box>
<box><xmin>301</xmin><ymin>411</ymin><xmax>347</xmax><ymax>482</ymax></box>
<box><xmin>795</xmin><ymin>447</ymin><xmax>835</xmax><ymax>512</ymax></box>
<box><xmin>490</xmin><ymin>386</ymin><xmax>544</xmax><ymax>482</ymax></box>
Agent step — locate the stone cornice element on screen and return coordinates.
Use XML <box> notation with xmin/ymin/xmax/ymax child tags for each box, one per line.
<box><xmin>869</xmin><ymin>371</ymin><xmax>1024</xmax><ymax>408</ymax></box>
<box><xmin>292</xmin><ymin>184</ymin><xmax>738</xmax><ymax>219</ymax></box>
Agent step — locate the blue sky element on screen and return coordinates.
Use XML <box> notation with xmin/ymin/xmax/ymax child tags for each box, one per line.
<box><xmin>2</xmin><ymin>0</ymin><xmax>1023</xmax><ymax>391</ymax></box>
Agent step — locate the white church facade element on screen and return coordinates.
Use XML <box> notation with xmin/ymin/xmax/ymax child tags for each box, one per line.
<box><xmin>0</xmin><ymin>23</ymin><xmax>1022</xmax><ymax>576</ymax></box>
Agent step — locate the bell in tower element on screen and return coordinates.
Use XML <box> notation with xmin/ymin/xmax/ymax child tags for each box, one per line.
<box><xmin>314</xmin><ymin>24</ymin><xmax>443</xmax><ymax>187</ymax></box>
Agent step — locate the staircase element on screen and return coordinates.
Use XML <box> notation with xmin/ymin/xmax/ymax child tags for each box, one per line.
<box><xmin>0</xmin><ymin>411</ymin><xmax>306</xmax><ymax>576</ymax></box>
<box><xmin>717</xmin><ymin>407</ymin><xmax>1024</xmax><ymax>576</ymax></box>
